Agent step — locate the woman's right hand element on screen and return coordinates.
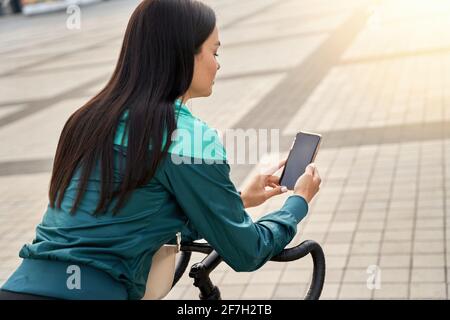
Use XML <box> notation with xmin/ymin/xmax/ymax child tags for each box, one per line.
<box><xmin>293</xmin><ymin>163</ymin><xmax>321</xmax><ymax>203</ymax></box>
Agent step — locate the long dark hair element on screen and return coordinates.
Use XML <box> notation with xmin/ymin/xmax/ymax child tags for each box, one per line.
<box><xmin>49</xmin><ymin>0</ymin><xmax>216</xmax><ymax>216</ymax></box>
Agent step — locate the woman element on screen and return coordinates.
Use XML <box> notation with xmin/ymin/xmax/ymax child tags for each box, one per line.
<box><xmin>0</xmin><ymin>0</ymin><xmax>321</xmax><ymax>300</ymax></box>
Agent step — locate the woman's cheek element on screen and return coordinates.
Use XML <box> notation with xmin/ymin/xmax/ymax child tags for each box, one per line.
<box><xmin>213</xmin><ymin>62</ymin><xmax>218</xmax><ymax>77</ymax></box>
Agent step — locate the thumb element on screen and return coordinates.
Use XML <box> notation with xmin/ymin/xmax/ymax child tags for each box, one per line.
<box><xmin>265</xmin><ymin>185</ymin><xmax>288</xmax><ymax>198</ymax></box>
<box><xmin>305</xmin><ymin>163</ymin><xmax>316</xmax><ymax>176</ymax></box>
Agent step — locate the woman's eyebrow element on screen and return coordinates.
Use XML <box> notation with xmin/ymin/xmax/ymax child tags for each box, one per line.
<box><xmin>215</xmin><ymin>41</ymin><xmax>221</xmax><ymax>47</ymax></box>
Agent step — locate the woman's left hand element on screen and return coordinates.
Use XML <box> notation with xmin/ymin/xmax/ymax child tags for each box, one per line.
<box><xmin>240</xmin><ymin>159</ymin><xmax>288</xmax><ymax>208</ymax></box>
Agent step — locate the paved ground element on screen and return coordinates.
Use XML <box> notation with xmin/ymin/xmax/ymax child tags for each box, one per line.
<box><xmin>1</xmin><ymin>0</ymin><xmax>449</xmax><ymax>299</ymax></box>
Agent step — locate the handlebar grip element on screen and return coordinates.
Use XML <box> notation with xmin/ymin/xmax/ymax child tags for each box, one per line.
<box><xmin>271</xmin><ymin>240</ymin><xmax>326</xmax><ymax>300</ymax></box>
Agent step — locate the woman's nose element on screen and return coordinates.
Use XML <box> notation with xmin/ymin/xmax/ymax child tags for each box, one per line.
<box><xmin>217</xmin><ymin>63</ymin><xmax>221</xmax><ymax>71</ymax></box>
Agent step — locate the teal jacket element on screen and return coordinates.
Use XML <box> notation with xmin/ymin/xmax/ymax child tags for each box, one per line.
<box><xmin>2</xmin><ymin>100</ymin><xmax>309</xmax><ymax>300</ymax></box>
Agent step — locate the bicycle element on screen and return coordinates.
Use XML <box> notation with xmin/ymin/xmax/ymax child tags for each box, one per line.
<box><xmin>171</xmin><ymin>240</ymin><xmax>326</xmax><ymax>300</ymax></box>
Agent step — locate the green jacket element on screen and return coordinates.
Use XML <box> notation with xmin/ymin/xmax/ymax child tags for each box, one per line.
<box><xmin>2</xmin><ymin>100</ymin><xmax>308</xmax><ymax>300</ymax></box>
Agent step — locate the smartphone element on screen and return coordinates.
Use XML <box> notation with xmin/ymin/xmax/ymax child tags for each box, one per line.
<box><xmin>279</xmin><ymin>131</ymin><xmax>322</xmax><ymax>190</ymax></box>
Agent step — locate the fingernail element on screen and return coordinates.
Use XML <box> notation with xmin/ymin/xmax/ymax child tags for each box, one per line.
<box><xmin>281</xmin><ymin>186</ymin><xmax>287</xmax><ymax>193</ymax></box>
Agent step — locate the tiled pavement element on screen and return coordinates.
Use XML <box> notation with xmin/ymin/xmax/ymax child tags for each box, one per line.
<box><xmin>0</xmin><ymin>0</ymin><xmax>449</xmax><ymax>300</ymax></box>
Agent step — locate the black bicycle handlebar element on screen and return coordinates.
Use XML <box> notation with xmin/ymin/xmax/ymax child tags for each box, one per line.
<box><xmin>172</xmin><ymin>240</ymin><xmax>326</xmax><ymax>300</ymax></box>
<box><xmin>270</xmin><ymin>240</ymin><xmax>326</xmax><ymax>300</ymax></box>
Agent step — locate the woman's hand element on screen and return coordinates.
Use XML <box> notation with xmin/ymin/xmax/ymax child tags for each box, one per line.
<box><xmin>293</xmin><ymin>163</ymin><xmax>321</xmax><ymax>203</ymax></box>
<box><xmin>240</xmin><ymin>159</ymin><xmax>288</xmax><ymax>208</ymax></box>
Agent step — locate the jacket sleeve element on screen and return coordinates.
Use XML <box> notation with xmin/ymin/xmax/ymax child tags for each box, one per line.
<box><xmin>156</xmin><ymin>156</ymin><xmax>309</xmax><ymax>272</ymax></box>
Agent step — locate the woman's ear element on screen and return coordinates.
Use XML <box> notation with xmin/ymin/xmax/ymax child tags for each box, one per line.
<box><xmin>195</xmin><ymin>45</ymin><xmax>205</xmax><ymax>61</ymax></box>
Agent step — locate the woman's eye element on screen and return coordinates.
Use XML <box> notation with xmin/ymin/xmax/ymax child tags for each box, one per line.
<box><xmin>214</xmin><ymin>53</ymin><xmax>219</xmax><ymax>58</ymax></box>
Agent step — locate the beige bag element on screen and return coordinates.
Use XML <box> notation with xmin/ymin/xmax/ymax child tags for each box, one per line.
<box><xmin>141</xmin><ymin>233</ymin><xmax>181</xmax><ymax>300</ymax></box>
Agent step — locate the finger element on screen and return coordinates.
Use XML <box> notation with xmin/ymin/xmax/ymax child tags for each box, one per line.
<box><xmin>267</xmin><ymin>175</ymin><xmax>281</xmax><ymax>185</ymax></box>
<box><xmin>265</xmin><ymin>186</ymin><xmax>288</xmax><ymax>198</ymax></box>
<box><xmin>305</xmin><ymin>163</ymin><xmax>316</xmax><ymax>176</ymax></box>
<box><xmin>315</xmin><ymin>172</ymin><xmax>321</xmax><ymax>183</ymax></box>
<box><xmin>313</xmin><ymin>176</ymin><xmax>322</xmax><ymax>185</ymax></box>
<box><xmin>268</xmin><ymin>182</ymin><xmax>278</xmax><ymax>188</ymax></box>
<box><xmin>312</xmin><ymin>165</ymin><xmax>320</xmax><ymax>178</ymax></box>
<box><xmin>278</xmin><ymin>158</ymin><xmax>287</xmax><ymax>169</ymax></box>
